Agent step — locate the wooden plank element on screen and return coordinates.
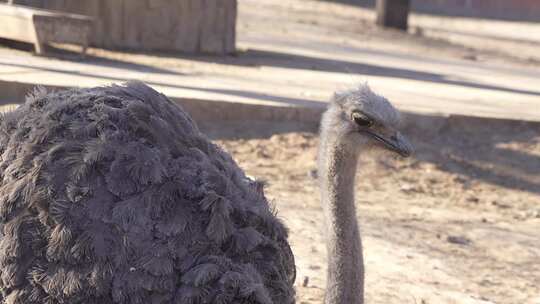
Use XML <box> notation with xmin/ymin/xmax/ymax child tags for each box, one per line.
<box><xmin>33</xmin><ymin>14</ymin><xmax>93</xmax><ymax>45</ymax></box>
<box><xmin>123</xmin><ymin>0</ymin><xmax>146</xmax><ymax>49</ymax></box>
<box><xmin>0</xmin><ymin>4</ymin><xmax>40</xmax><ymax>51</ymax></box>
<box><xmin>77</xmin><ymin>0</ymin><xmax>100</xmax><ymax>45</ymax></box>
<box><xmin>185</xmin><ymin>0</ymin><xmax>201</xmax><ymax>52</ymax></box>
<box><xmin>200</xmin><ymin>0</ymin><xmax>220</xmax><ymax>53</ymax></box>
<box><xmin>100</xmin><ymin>0</ymin><xmax>124</xmax><ymax>49</ymax></box>
<box><xmin>140</xmin><ymin>0</ymin><xmax>172</xmax><ymax>50</ymax></box>
<box><xmin>0</xmin><ymin>3</ymin><xmax>93</xmax><ymax>54</ymax></box>
<box><xmin>182</xmin><ymin>0</ymin><xmax>202</xmax><ymax>52</ymax></box>
<box><xmin>223</xmin><ymin>0</ymin><xmax>237</xmax><ymax>53</ymax></box>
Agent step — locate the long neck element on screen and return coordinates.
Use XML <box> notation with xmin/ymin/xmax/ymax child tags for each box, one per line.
<box><xmin>318</xmin><ymin>134</ymin><xmax>364</xmax><ymax>304</ymax></box>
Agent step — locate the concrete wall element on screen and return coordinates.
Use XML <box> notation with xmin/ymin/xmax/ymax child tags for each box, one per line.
<box><xmin>5</xmin><ymin>0</ymin><xmax>237</xmax><ymax>54</ymax></box>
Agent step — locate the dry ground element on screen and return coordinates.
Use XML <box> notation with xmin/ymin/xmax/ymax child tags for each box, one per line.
<box><xmin>238</xmin><ymin>0</ymin><xmax>540</xmax><ymax>66</ymax></box>
<box><xmin>0</xmin><ymin>0</ymin><xmax>539</xmax><ymax>303</ymax></box>
<box><xmin>202</xmin><ymin>120</ymin><xmax>540</xmax><ymax>304</ymax></box>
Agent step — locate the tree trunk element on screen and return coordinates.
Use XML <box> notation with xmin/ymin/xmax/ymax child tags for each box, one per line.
<box><xmin>376</xmin><ymin>0</ymin><xmax>410</xmax><ymax>31</ymax></box>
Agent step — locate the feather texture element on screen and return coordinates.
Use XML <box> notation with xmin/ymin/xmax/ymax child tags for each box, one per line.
<box><xmin>0</xmin><ymin>82</ymin><xmax>295</xmax><ymax>304</ymax></box>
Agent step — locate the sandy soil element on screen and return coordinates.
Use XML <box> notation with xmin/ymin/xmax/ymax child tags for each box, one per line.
<box><xmin>202</xmin><ymin>121</ymin><xmax>540</xmax><ymax>304</ymax></box>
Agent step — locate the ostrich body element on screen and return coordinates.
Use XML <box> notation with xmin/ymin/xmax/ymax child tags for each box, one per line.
<box><xmin>318</xmin><ymin>85</ymin><xmax>412</xmax><ymax>304</ymax></box>
<box><xmin>0</xmin><ymin>82</ymin><xmax>295</xmax><ymax>304</ymax></box>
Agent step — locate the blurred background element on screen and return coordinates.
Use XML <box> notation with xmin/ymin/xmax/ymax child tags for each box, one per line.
<box><xmin>0</xmin><ymin>0</ymin><xmax>538</xmax><ymax>303</ymax></box>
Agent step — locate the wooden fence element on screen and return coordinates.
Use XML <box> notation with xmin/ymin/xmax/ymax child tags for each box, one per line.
<box><xmin>5</xmin><ymin>0</ymin><xmax>237</xmax><ymax>54</ymax></box>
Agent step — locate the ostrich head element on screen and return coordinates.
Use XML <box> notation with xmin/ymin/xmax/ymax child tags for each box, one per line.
<box><xmin>318</xmin><ymin>84</ymin><xmax>412</xmax><ymax>304</ymax></box>
<box><xmin>321</xmin><ymin>84</ymin><xmax>413</xmax><ymax>157</ymax></box>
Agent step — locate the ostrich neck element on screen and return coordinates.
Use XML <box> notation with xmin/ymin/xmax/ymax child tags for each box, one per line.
<box><xmin>318</xmin><ymin>136</ymin><xmax>364</xmax><ymax>304</ymax></box>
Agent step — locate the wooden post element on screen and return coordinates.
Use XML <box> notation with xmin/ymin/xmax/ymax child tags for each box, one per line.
<box><xmin>376</xmin><ymin>0</ymin><xmax>410</xmax><ymax>31</ymax></box>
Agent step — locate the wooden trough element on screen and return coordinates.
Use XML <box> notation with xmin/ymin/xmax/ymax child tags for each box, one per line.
<box><xmin>0</xmin><ymin>3</ymin><xmax>93</xmax><ymax>55</ymax></box>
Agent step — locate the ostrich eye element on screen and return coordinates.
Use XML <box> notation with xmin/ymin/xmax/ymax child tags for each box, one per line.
<box><xmin>351</xmin><ymin>111</ymin><xmax>373</xmax><ymax>127</ymax></box>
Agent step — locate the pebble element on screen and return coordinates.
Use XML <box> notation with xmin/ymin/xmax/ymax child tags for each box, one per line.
<box><xmin>447</xmin><ymin>235</ymin><xmax>472</xmax><ymax>246</ymax></box>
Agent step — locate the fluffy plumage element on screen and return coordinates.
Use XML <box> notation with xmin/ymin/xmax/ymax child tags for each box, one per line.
<box><xmin>0</xmin><ymin>81</ymin><xmax>295</xmax><ymax>304</ymax></box>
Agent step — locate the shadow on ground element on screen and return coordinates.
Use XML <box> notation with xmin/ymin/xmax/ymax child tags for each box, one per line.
<box><xmin>0</xmin><ymin>39</ymin><xmax>183</xmax><ymax>75</ymax></box>
<box><xmin>0</xmin><ymin>61</ymin><xmax>320</xmax><ymax>108</ymax></box>
<box><xmin>180</xmin><ymin>49</ymin><xmax>540</xmax><ymax>97</ymax></box>
<box><xmin>315</xmin><ymin>0</ymin><xmax>540</xmax><ymax>23</ymax></box>
<box><xmin>205</xmin><ymin>113</ymin><xmax>540</xmax><ymax>196</ymax></box>
<box><xmin>411</xmin><ymin>114</ymin><xmax>540</xmax><ymax>195</ymax></box>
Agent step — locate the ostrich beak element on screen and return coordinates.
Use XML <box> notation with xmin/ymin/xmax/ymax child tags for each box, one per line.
<box><xmin>366</xmin><ymin>130</ymin><xmax>413</xmax><ymax>157</ymax></box>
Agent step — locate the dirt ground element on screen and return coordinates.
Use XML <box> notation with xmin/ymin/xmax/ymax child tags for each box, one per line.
<box><xmin>201</xmin><ymin>120</ymin><xmax>540</xmax><ymax>304</ymax></box>
<box><xmin>237</xmin><ymin>0</ymin><xmax>540</xmax><ymax>67</ymax></box>
<box><xmin>1</xmin><ymin>0</ymin><xmax>539</xmax><ymax>303</ymax></box>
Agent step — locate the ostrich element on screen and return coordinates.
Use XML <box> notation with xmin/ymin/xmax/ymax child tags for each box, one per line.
<box><xmin>0</xmin><ymin>81</ymin><xmax>411</xmax><ymax>304</ymax></box>
<box><xmin>318</xmin><ymin>85</ymin><xmax>412</xmax><ymax>303</ymax></box>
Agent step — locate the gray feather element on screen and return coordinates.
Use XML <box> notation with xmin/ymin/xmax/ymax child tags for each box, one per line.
<box><xmin>0</xmin><ymin>81</ymin><xmax>295</xmax><ymax>304</ymax></box>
